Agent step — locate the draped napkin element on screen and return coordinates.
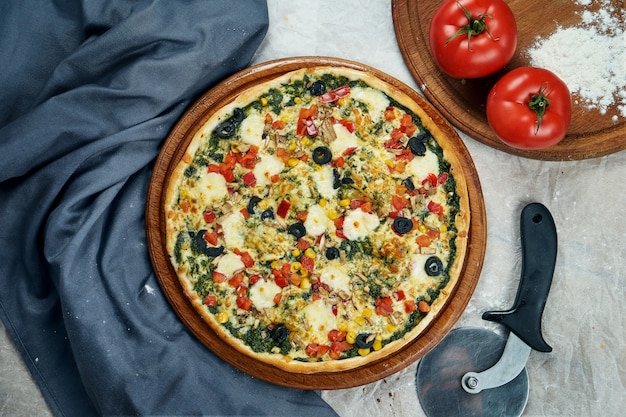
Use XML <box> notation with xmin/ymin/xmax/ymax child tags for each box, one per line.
<box><xmin>0</xmin><ymin>1</ymin><xmax>338</xmax><ymax>415</ymax></box>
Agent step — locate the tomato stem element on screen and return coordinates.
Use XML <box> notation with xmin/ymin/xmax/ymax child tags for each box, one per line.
<box><xmin>528</xmin><ymin>83</ymin><xmax>551</xmax><ymax>134</ymax></box>
<box><xmin>446</xmin><ymin>1</ymin><xmax>498</xmax><ymax>50</ymax></box>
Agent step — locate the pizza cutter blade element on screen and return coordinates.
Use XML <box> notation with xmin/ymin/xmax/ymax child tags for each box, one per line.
<box><xmin>416</xmin><ymin>202</ymin><xmax>557</xmax><ymax>417</ymax></box>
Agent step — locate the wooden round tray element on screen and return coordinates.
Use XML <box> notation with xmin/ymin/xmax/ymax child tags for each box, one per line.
<box><xmin>145</xmin><ymin>57</ymin><xmax>487</xmax><ymax>390</ymax></box>
<box><xmin>392</xmin><ymin>0</ymin><xmax>626</xmax><ymax>160</ymax></box>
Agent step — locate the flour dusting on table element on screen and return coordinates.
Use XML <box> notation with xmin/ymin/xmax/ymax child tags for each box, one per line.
<box><xmin>526</xmin><ymin>0</ymin><xmax>626</xmax><ymax>121</ymax></box>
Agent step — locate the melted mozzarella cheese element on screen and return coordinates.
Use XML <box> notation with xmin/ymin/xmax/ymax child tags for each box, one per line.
<box><xmin>350</xmin><ymin>86</ymin><xmax>389</xmax><ymax>122</ymax></box>
<box><xmin>406</xmin><ymin>150</ymin><xmax>440</xmax><ymax>181</ymax></box>
<box><xmin>239</xmin><ymin>113</ymin><xmax>265</xmax><ymax>147</ymax></box>
<box><xmin>253</xmin><ymin>153</ymin><xmax>285</xmax><ymax>187</ymax></box>
<box><xmin>303</xmin><ymin>300</ymin><xmax>337</xmax><ymax>337</ymax></box>
<box><xmin>220</xmin><ymin>211</ymin><xmax>246</xmax><ymax>250</ymax></box>
<box><xmin>249</xmin><ymin>279</ymin><xmax>281</xmax><ymax>310</ymax></box>
<box><xmin>320</xmin><ymin>262</ymin><xmax>351</xmax><ymax>294</ymax></box>
<box><xmin>190</xmin><ymin>172</ymin><xmax>227</xmax><ymax>205</ymax></box>
<box><xmin>304</xmin><ymin>204</ymin><xmax>332</xmax><ymax>236</ymax></box>
<box><xmin>330</xmin><ymin>123</ymin><xmax>360</xmax><ymax>156</ymax></box>
<box><xmin>216</xmin><ymin>252</ymin><xmax>245</xmax><ymax>277</ymax></box>
<box><xmin>311</xmin><ymin>164</ymin><xmax>337</xmax><ymax>201</ymax></box>
<box><xmin>343</xmin><ymin>208</ymin><xmax>380</xmax><ymax>240</ymax></box>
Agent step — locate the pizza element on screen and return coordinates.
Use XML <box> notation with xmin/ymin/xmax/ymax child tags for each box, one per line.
<box><xmin>163</xmin><ymin>66</ymin><xmax>469</xmax><ymax>373</ymax></box>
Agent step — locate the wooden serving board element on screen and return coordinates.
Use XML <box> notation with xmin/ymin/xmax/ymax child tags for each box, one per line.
<box><xmin>145</xmin><ymin>57</ymin><xmax>486</xmax><ymax>390</ymax></box>
<box><xmin>392</xmin><ymin>0</ymin><xmax>626</xmax><ymax>160</ymax></box>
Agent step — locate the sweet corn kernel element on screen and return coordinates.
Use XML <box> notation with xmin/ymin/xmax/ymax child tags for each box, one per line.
<box><xmin>260</xmin><ymin>97</ymin><xmax>268</xmax><ymax>106</ymax></box>
<box><xmin>258</xmin><ymin>199</ymin><xmax>270</xmax><ymax>210</ymax></box>
<box><xmin>358</xmin><ymin>347</ymin><xmax>371</xmax><ymax>356</ymax></box>
<box><xmin>346</xmin><ymin>331</ymin><xmax>357</xmax><ymax>344</ymax></box>
<box><xmin>339</xmin><ymin>198</ymin><xmax>351</xmax><ymax>207</ymax></box>
<box><xmin>327</xmin><ymin>210</ymin><xmax>338</xmax><ymax>220</ymax></box>
<box><xmin>338</xmin><ymin>323</ymin><xmax>349</xmax><ymax>333</ymax></box>
<box><xmin>304</xmin><ymin>248</ymin><xmax>316</xmax><ymax>259</ymax></box>
<box><xmin>288</xmin><ymin>158</ymin><xmax>300</xmax><ymax>167</ymax></box>
<box><xmin>337</xmin><ymin>98</ymin><xmax>345</xmax><ymax>106</ymax></box>
<box><xmin>216</xmin><ymin>311</ymin><xmax>229</xmax><ymax>324</ymax></box>
<box><xmin>301</xmin><ymin>137</ymin><xmax>312</xmax><ymax>147</ymax></box>
<box><xmin>294</xmin><ymin>97</ymin><xmax>302</xmax><ymax>104</ymax></box>
<box><xmin>418</xmin><ymin>224</ymin><xmax>428</xmax><ymax>234</ymax></box>
<box><xmin>355</xmin><ymin>316</ymin><xmax>366</xmax><ymax>326</ymax></box>
<box><xmin>291</xmin><ymin>261</ymin><xmax>302</xmax><ymax>271</ymax></box>
<box><xmin>288</xmin><ymin>140</ymin><xmax>297</xmax><ymax>151</ymax></box>
<box><xmin>300</xmin><ymin>268</ymin><xmax>309</xmax><ymax>278</ymax></box>
<box><xmin>291</xmin><ymin>249</ymin><xmax>301</xmax><ymax>258</ymax></box>
<box><xmin>362</xmin><ymin>308</ymin><xmax>372</xmax><ymax>317</ymax></box>
<box><xmin>373</xmin><ymin>339</ymin><xmax>383</xmax><ymax>351</ymax></box>
<box><xmin>319</xmin><ymin>198</ymin><xmax>327</xmax><ymax>208</ymax></box>
<box><xmin>385</xmin><ymin>160</ymin><xmax>395</xmax><ymax>168</ymax></box>
<box><xmin>180</xmin><ymin>189</ymin><xmax>190</xmax><ymax>199</ymax></box>
<box><xmin>439</xmin><ymin>224</ymin><xmax>448</xmax><ymax>233</ymax></box>
<box><xmin>300</xmin><ymin>277</ymin><xmax>311</xmax><ymax>290</ymax></box>
<box><xmin>386</xmin><ymin>324</ymin><xmax>397</xmax><ymax>333</ymax></box>
<box><xmin>271</xmin><ymin>260</ymin><xmax>280</xmax><ymax>269</ymax></box>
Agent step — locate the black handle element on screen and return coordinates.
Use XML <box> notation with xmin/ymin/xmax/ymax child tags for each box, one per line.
<box><xmin>482</xmin><ymin>202</ymin><xmax>557</xmax><ymax>352</ymax></box>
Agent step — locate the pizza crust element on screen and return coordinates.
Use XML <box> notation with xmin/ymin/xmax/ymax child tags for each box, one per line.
<box><xmin>164</xmin><ymin>66</ymin><xmax>471</xmax><ymax>374</ymax></box>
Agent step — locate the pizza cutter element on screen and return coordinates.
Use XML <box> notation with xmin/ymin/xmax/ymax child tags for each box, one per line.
<box><xmin>416</xmin><ymin>202</ymin><xmax>557</xmax><ymax>417</ymax></box>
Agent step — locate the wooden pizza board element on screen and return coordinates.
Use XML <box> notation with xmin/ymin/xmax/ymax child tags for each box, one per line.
<box><xmin>146</xmin><ymin>57</ymin><xmax>486</xmax><ymax>389</ymax></box>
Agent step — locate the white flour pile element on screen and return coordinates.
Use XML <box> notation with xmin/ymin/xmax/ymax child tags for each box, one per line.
<box><xmin>526</xmin><ymin>0</ymin><xmax>626</xmax><ymax>120</ymax></box>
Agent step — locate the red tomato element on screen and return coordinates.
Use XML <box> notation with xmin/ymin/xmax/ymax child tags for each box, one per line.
<box><xmin>486</xmin><ymin>67</ymin><xmax>572</xmax><ymax>149</ymax></box>
<box><xmin>429</xmin><ymin>0</ymin><xmax>517</xmax><ymax>78</ymax></box>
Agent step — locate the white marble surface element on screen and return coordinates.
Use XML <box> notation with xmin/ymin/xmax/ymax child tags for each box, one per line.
<box><xmin>2</xmin><ymin>1</ymin><xmax>625</xmax><ymax>416</ymax></box>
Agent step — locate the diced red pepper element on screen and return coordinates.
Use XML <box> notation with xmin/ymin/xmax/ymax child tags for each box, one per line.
<box><xmin>242</xmin><ymin>171</ymin><xmax>256</xmax><ymax>187</ymax></box>
<box><xmin>276</xmin><ymin>199</ymin><xmax>291</xmax><ymax>218</ymax></box>
<box><xmin>203</xmin><ymin>230</ymin><xmax>219</xmax><ymax>246</ymax></box>
<box><xmin>272</xmin><ymin>269</ymin><xmax>289</xmax><ymax>288</ymax></box>
<box><xmin>239</xmin><ymin>251</ymin><xmax>255</xmax><ymax>268</ymax></box>
<box><xmin>238</xmin><ymin>146</ymin><xmax>259</xmax><ymax>169</ymax></box>
<box><xmin>205</xmin><ymin>295</ymin><xmax>218</xmax><ymax>307</ymax></box>
<box><xmin>212</xmin><ymin>271</ymin><xmax>228</xmax><ymax>283</ymax></box>
<box><xmin>179</xmin><ymin>199</ymin><xmax>190</xmax><ymax>213</ymax></box>
<box><xmin>272</xmin><ymin>119</ymin><xmax>285</xmax><ymax>130</ymax></box>
<box><xmin>427</xmin><ymin>200</ymin><xmax>444</xmax><ymax>215</ymax></box>
<box><xmin>391</xmin><ymin>195</ymin><xmax>409</xmax><ymax>211</ymax></box>
<box><xmin>319</xmin><ymin>85</ymin><xmax>351</xmax><ymax>103</ymax></box>
<box><xmin>235</xmin><ymin>283</ymin><xmax>248</xmax><ymax>298</ymax></box>
<box><xmin>393</xmin><ymin>290</ymin><xmax>406</xmax><ymax>301</ymax></box>
<box><xmin>236</xmin><ymin>296</ymin><xmax>252</xmax><ymax>311</ymax></box>
<box><xmin>248</xmin><ymin>274</ymin><xmax>261</xmax><ymax>286</ymax></box>
<box><xmin>384</xmin><ymin>106</ymin><xmax>396</xmax><ymax>121</ymax></box>
<box><xmin>228</xmin><ymin>272</ymin><xmax>245</xmax><ymax>288</ymax></box>
<box><xmin>331</xmin><ymin>304</ymin><xmax>338</xmax><ymax>316</ymax></box>
<box><xmin>300</xmin><ymin>256</ymin><xmax>315</xmax><ymax>274</ymax></box>
<box><xmin>328</xmin><ymin>329</ymin><xmax>347</xmax><ymax>342</ymax></box>
<box><xmin>437</xmin><ymin>172</ymin><xmax>449</xmax><ymax>185</ymax></box>
<box><xmin>416</xmin><ymin>234</ymin><xmax>431</xmax><ymax>248</ymax></box>
<box><xmin>240</xmin><ymin>207</ymin><xmax>250</xmax><ymax>219</ymax></box>
<box><xmin>404</xmin><ymin>300</ymin><xmax>417</xmax><ymax>313</ymax></box>
<box><xmin>375</xmin><ymin>296</ymin><xmax>394</xmax><ymax>316</ymax></box>
<box><xmin>273</xmin><ymin>292</ymin><xmax>282</xmax><ymax>305</ymax></box>
<box><xmin>203</xmin><ymin>210</ymin><xmax>216</xmax><ymax>223</ymax></box>
<box><xmin>422</xmin><ymin>173</ymin><xmax>438</xmax><ymax>188</ymax></box>
<box><xmin>338</xmin><ymin>119</ymin><xmax>355</xmax><ymax>133</ymax></box>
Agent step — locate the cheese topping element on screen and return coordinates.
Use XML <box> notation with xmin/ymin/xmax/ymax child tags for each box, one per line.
<box><xmin>349</xmin><ymin>86</ymin><xmax>389</xmax><ymax>122</ymax></box>
<box><xmin>249</xmin><ymin>279</ymin><xmax>282</xmax><ymax>310</ymax></box>
<box><xmin>216</xmin><ymin>253</ymin><xmax>245</xmax><ymax>278</ymax></box>
<box><xmin>343</xmin><ymin>208</ymin><xmax>380</xmax><ymax>240</ymax></box>
<box><xmin>239</xmin><ymin>112</ymin><xmax>265</xmax><ymax>147</ymax></box>
<box><xmin>304</xmin><ymin>204</ymin><xmax>333</xmax><ymax>236</ymax></box>
<box><xmin>253</xmin><ymin>153</ymin><xmax>285</xmax><ymax>187</ymax></box>
<box><xmin>220</xmin><ymin>211</ymin><xmax>246</xmax><ymax>250</ymax></box>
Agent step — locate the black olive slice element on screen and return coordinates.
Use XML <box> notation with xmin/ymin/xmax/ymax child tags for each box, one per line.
<box><xmin>309</xmin><ymin>80</ymin><xmax>327</xmax><ymax>96</ymax></box>
<box><xmin>402</xmin><ymin>177</ymin><xmax>416</xmax><ymax>193</ymax></box>
<box><xmin>325</xmin><ymin>247</ymin><xmax>340</xmax><ymax>260</ymax></box>
<box><xmin>232</xmin><ymin>107</ymin><xmax>245</xmax><ymax>123</ymax></box>
<box><xmin>287</xmin><ymin>222</ymin><xmax>306</xmax><ymax>239</ymax></box>
<box><xmin>191</xmin><ymin>230</ymin><xmax>225</xmax><ymax>257</ymax></box>
<box><xmin>216</xmin><ymin>119</ymin><xmax>236</xmax><ymax>138</ymax></box>
<box><xmin>392</xmin><ymin>217</ymin><xmax>413</xmax><ymax>234</ymax></box>
<box><xmin>247</xmin><ymin>196</ymin><xmax>262</xmax><ymax>214</ymax></box>
<box><xmin>270</xmin><ymin>325</ymin><xmax>289</xmax><ymax>344</ymax></box>
<box><xmin>260</xmin><ymin>208</ymin><xmax>274</xmax><ymax>220</ymax></box>
<box><xmin>425</xmin><ymin>256</ymin><xmax>443</xmax><ymax>276</ymax></box>
<box><xmin>332</xmin><ymin>168</ymin><xmax>341</xmax><ymax>189</ymax></box>
<box><xmin>408</xmin><ymin>136</ymin><xmax>427</xmax><ymax>156</ymax></box>
<box><xmin>356</xmin><ymin>333</ymin><xmax>375</xmax><ymax>349</ymax></box>
<box><xmin>312</xmin><ymin>146</ymin><xmax>332</xmax><ymax>164</ymax></box>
